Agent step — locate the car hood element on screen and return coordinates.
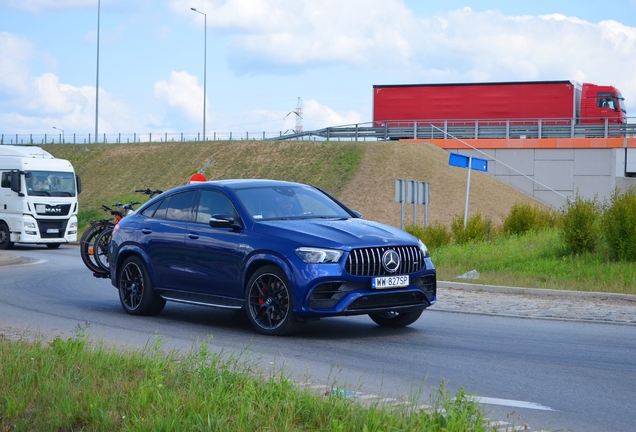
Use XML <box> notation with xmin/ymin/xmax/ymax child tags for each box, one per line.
<box><xmin>254</xmin><ymin>218</ymin><xmax>417</xmax><ymax>249</ymax></box>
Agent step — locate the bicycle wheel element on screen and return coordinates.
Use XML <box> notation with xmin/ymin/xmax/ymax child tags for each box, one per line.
<box><xmin>80</xmin><ymin>222</ymin><xmax>112</xmax><ymax>274</ymax></box>
<box><xmin>94</xmin><ymin>226</ymin><xmax>113</xmax><ymax>273</ymax></box>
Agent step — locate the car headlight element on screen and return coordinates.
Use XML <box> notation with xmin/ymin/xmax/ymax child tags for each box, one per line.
<box><xmin>295</xmin><ymin>247</ymin><xmax>343</xmax><ymax>264</ymax></box>
<box><xmin>418</xmin><ymin>239</ymin><xmax>430</xmax><ymax>258</ymax></box>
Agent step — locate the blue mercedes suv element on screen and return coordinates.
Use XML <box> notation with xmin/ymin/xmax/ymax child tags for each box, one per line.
<box><xmin>108</xmin><ymin>179</ymin><xmax>436</xmax><ymax>335</ymax></box>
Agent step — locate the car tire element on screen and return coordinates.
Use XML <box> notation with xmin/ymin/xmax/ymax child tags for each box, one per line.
<box><xmin>245</xmin><ymin>265</ymin><xmax>304</xmax><ymax>336</ymax></box>
<box><xmin>0</xmin><ymin>223</ymin><xmax>14</xmax><ymax>250</ymax></box>
<box><xmin>118</xmin><ymin>256</ymin><xmax>165</xmax><ymax>316</ymax></box>
<box><xmin>368</xmin><ymin>309</ymin><xmax>424</xmax><ymax>328</ymax></box>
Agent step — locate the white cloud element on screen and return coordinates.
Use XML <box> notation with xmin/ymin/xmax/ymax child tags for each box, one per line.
<box><xmin>154</xmin><ymin>71</ymin><xmax>204</xmax><ymax>123</ymax></box>
<box><xmin>302</xmin><ymin>99</ymin><xmax>361</xmax><ymax>129</ymax></box>
<box><xmin>171</xmin><ymin>0</ymin><xmax>418</xmax><ymax>70</ymax></box>
<box><xmin>0</xmin><ymin>31</ymin><xmax>154</xmax><ymax>134</ymax></box>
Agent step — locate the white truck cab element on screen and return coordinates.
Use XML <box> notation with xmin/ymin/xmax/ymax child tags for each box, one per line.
<box><xmin>0</xmin><ymin>145</ymin><xmax>81</xmax><ymax>249</ymax></box>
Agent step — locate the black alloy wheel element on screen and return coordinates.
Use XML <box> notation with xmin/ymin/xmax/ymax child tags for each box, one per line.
<box><xmin>245</xmin><ymin>266</ymin><xmax>303</xmax><ymax>336</ymax></box>
<box><xmin>118</xmin><ymin>256</ymin><xmax>165</xmax><ymax>316</ymax></box>
<box><xmin>368</xmin><ymin>309</ymin><xmax>424</xmax><ymax>328</ymax></box>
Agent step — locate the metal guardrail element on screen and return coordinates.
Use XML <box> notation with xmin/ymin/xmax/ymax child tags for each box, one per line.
<box><xmin>270</xmin><ymin>118</ymin><xmax>636</xmax><ymax>141</ymax></box>
<box><xmin>2</xmin><ymin>118</ymin><xmax>635</xmax><ymax>144</ymax></box>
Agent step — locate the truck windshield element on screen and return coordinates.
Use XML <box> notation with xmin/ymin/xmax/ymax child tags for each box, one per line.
<box><xmin>26</xmin><ymin>171</ymin><xmax>76</xmax><ymax>197</ymax></box>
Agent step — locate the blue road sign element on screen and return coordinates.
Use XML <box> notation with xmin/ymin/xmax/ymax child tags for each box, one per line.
<box><xmin>448</xmin><ymin>153</ymin><xmax>488</xmax><ymax>172</ymax></box>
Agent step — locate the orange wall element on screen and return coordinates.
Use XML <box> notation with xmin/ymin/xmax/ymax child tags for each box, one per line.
<box><xmin>406</xmin><ymin>137</ymin><xmax>636</xmax><ymax>149</ymax></box>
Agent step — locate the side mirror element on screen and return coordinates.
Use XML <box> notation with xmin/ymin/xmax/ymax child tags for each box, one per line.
<box><xmin>10</xmin><ymin>171</ymin><xmax>22</xmax><ymax>196</ymax></box>
<box><xmin>76</xmin><ymin>175</ymin><xmax>82</xmax><ymax>195</ymax></box>
<box><xmin>209</xmin><ymin>213</ymin><xmax>242</xmax><ymax>229</ymax></box>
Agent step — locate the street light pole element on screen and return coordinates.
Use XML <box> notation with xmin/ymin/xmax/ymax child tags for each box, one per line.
<box><xmin>190</xmin><ymin>7</ymin><xmax>207</xmax><ymax>142</ymax></box>
<box><xmin>95</xmin><ymin>0</ymin><xmax>100</xmax><ymax>143</ymax></box>
<box><xmin>52</xmin><ymin>127</ymin><xmax>65</xmax><ymax>143</ymax></box>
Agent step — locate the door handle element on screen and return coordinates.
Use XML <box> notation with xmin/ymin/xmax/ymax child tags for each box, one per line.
<box><xmin>141</xmin><ymin>228</ymin><xmax>152</xmax><ymax>234</ymax></box>
<box><xmin>188</xmin><ymin>232</ymin><xmax>200</xmax><ymax>239</ymax></box>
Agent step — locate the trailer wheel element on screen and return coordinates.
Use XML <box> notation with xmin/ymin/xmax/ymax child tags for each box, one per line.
<box><xmin>0</xmin><ymin>223</ymin><xmax>14</xmax><ymax>250</ymax></box>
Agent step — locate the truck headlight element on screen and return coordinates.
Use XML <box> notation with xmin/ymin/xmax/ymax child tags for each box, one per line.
<box><xmin>295</xmin><ymin>247</ymin><xmax>343</xmax><ymax>264</ymax></box>
<box><xmin>68</xmin><ymin>220</ymin><xmax>78</xmax><ymax>235</ymax></box>
<box><xmin>24</xmin><ymin>221</ymin><xmax>37</xmax><ymax>235</ymax></box>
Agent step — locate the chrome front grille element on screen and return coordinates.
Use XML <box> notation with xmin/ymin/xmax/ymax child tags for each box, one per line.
<box><xmin>345</xmin><ymin>246</ymin><xmax>424</xmax><ymax>276</ymax></box>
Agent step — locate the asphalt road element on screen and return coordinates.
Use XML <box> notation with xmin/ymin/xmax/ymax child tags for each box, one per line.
<box><xmin>1</xmin><ymin>244</ymin><xmax>635</xmax><ymax>432</ymax></box>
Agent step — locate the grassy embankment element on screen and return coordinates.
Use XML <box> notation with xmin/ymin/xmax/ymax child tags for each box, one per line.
<box><xmin>0</xmin><ymin>328</ymin><xmax>491</xmax><ymax>431</ymax></box>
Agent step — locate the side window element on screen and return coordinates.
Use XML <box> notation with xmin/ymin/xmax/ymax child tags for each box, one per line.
<box><xmin>153</xmin><ymin>198</ymin><xmax>170</xmax><ymax>220</ymax></box>
<box><xmin>165</xmin><ymin>191</ymin><xmax>196</xmax><ymax>222</ymax></box>
<box><xmin>1</xmin><ymin>172</ymin><xmax>9</xmax><ymax>189</ymax></box>
<box><xmin>140</xmin><ymin>200</ymin><xmax>162</xmax><ymax>218</ymax></box>
<box><xmin>596</xmin><ymin>93</ymin><xmax>616</xmax><ymax>109</ymax></box>
<box><xmin>195</xmin><ymin>190</ymin><xmax>237</xmax><ymax>223</ymax></box>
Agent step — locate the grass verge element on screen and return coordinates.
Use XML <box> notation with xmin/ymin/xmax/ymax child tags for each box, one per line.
<box><xmin>0</xmin><ymin>328</ymin><xmax>493</xmax><ymax>431</ymax></box>
<box><xmin>432</xmin><ymin>229</ymin><xmax>636</xmax><ymax>294</ymax></box>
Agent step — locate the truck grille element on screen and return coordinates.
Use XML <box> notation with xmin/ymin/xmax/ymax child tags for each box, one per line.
<box><xmin>345</xmin><ymin>246</ymin><xmax>424</xmax><ymax>276</ymax></box>
<box><xmin>36</xmin><ymin>220</ymin><xmax>68</xmax><ymax>238</ymax></box>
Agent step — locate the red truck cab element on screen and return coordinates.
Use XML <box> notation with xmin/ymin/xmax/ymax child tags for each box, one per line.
<box><xmin>580</xmin><ymin>83</ymin><xmax>626</xmax><ymax>124</ymax></box>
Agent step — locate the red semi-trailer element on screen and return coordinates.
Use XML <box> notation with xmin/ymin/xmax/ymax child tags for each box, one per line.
<box><xmin>373</xmin><ymin>80</ymin><xmax>626</xmax><ymax>126</ymax></box>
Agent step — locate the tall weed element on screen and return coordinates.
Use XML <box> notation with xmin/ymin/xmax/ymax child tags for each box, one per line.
<box><xmin>503</xmin><ymin>202</ymin><xmax>559</xmax><ymax>235</ymax></box>
<box><xmin>450</xmin><ymin>212</ymin><xmax>491</xmax><ymax>245</ymax></box>
<box><xmin>559</xmin><ymin>193</ymin><xmax>601</xmax><ymax>255</ymax></box>
<box><xmin>602</xmin><ymin>187</ymin><xmax>636</xmax><ymax>261</ymax></box>
<box><xmin>405</xmin><ymin>223</ymin><xmax>452</xmax><ymax>249</ymax></box>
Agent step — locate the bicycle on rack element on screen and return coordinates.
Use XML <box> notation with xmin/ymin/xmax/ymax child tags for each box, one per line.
<box><xmin>79</xmin><ymin>188</ymin><xmax>163</xmax><ymax>278</ymax></box>
<box><xmin>80</xmin><ymin>202</ymin><xmax>137</xmax><ymax>277</ymax></box>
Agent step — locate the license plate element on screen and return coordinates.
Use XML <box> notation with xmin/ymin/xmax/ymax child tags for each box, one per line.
<box><xmin>372</xmin><ymin>275</ymin><xmax>409</xmax><ymax>289</ymax></box>
<box><xmin>46</xmin><ymin>228</ymin><xmax>59</xmax><ymax>234</ymax></box>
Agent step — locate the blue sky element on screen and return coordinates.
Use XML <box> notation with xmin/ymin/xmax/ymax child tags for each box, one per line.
<box><xmin>1</xmin><ymin>0</ymin><xmax>635</xmax><ymax>138</ymax></box>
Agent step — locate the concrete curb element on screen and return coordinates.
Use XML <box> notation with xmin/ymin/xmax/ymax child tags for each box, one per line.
<box><xmin>438</xmin><ymin>280</ymin><xmax>636</xmax><ymax>302</ymax></box>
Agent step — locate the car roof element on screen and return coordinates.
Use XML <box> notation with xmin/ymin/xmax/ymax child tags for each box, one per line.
<box><xmin>204</xmin><ymin>179</ymin><xmax>307</xmax><ymax>189</ymax></box>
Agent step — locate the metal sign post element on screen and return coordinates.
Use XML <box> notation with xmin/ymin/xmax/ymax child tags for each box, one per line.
<box><xmin>417</xmin><ymin>181</ymin><xmax>429</xmax><ymax>227</ymax></box>
<box><xmin>407</xmin><ymin>180</ymin><xmax>416</xmax><ymax>225</ymax></box>
<box><xmin>448</xmin><ymin>153</ymin><xmax>488</xmax><ymax>228</ymax></box>
<box><xmin>395</xmin><ymin>179</ymin><xmax>406</xmax><ymax>230</ymax></box>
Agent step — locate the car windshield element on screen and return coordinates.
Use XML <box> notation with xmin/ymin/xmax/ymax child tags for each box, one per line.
<box><xmin>234</xmin><ymin>185</ymin><xmax>352</xmax><ymax>221</ymax></box>
<box><xmin>25</xmin><ymin>170</ymin><xmax>76</xmax><ymax>197</ymax></box>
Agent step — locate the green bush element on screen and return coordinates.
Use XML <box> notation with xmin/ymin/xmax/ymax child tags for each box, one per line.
<box><xmin>559</xmin><ymin>193</ymin><xmax>601</xmax><ymax>255</ymax></box>
<box><xmin>450</xmin><ymin>212</ymin><xmax>491</xmax><ymax>245</ymax></box>
<box><xmin>405</xmin><ymin>222</ymin><xmax>452</xmax><ymax>249</ymax></box>
<box><xmin>503</xmin><ymin>202</ymin><xmax>559</xmax><ymax>235</ymax></box>
<box><xmin>602</xmin><ymin>187</ymin><xmax>636</xmax><ymax>261</ymax></box>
